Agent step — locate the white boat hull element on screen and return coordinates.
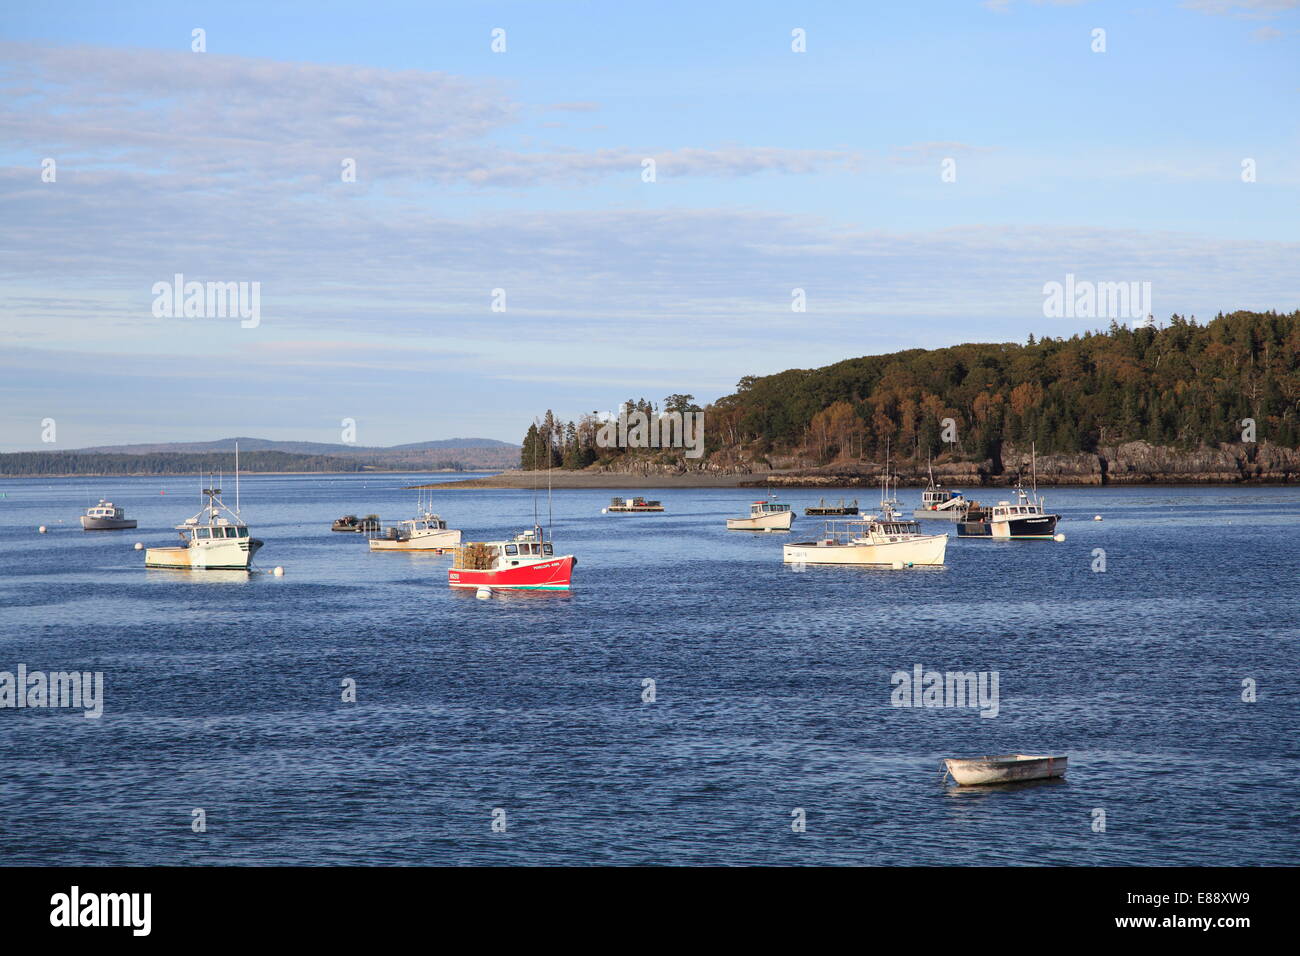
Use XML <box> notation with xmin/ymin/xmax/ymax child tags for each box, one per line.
<box><xmin>783</xmin><ymin>532</ymin><xmax>947</xmax><ymax>566</ymax></box>
<box><xmin>81</xmin><ymin>516</ymin><xmax>137</xmax><ymax>530</ymax></box>
<box><xmin>368</xmin><ymin>528</ymin><xmax>463</xmax><ymax>551</ymax></box>
<box><xmin>727</xmin><ymin>511</ymin><xmax>794</xmax><ymax>531</ymax></box>
<box><xmin>912</xmin><ymin>507</ymin><xmax>962</xmax><ymax>521</ymax></box>
<box><xmin>944</xmin><ymin>754</ymin><xmax>1068</xmax><ymax>786</ymax></box>
<box><xmin>146</xmin><ymin>537</ymin><xmax>261</xmax><ymax>570</ymax></box>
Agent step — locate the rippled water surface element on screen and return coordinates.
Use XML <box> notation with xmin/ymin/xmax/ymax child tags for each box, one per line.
<box><xmin>1</xmin><ymin>475</ymin><xmax>1297</xmax><ymax>865</ymax></box>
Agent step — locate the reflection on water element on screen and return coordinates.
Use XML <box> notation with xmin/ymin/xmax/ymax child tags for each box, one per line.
<box><xmin>944</xmin><ymin>776</ymin><xmax>1071</xmax><ymax>796</ymax></box>
<box><xmin>144</xmin><ymin>569</ymin><xmax>256</xmax><ymax>585</ymax></box>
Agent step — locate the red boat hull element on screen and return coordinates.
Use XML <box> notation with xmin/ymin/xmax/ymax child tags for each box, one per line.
<box><xmin>448</xmin><ymin>555</ymin><xmax>575</xmax><ymax>590</ymax></box>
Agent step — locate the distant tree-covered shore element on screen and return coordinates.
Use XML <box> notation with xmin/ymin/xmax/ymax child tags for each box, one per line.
<box><xmin>519</xmin><ymin>310</ymin><xmax>1300</xmax><ymax>469</ymax></box>
<box><xmin>0</xmin><ymin>451</ymin><xmax>471</xmax><ymax>477</ymax></box>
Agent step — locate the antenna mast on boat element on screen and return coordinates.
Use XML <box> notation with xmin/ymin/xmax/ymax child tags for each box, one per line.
<box><xmin>235</xmin><ymin>440</ymin><xmax>240</xmax><ymax>515</ymax></box>
<box><xmin>1031</xmin><ymin>441</ymin><xmax>1041</xmax><ymax>507</ymax></box>
<box><xmin>532</xmin><ymin>422</ymin><xmax>540</xmax><ymax>530</ymax></box>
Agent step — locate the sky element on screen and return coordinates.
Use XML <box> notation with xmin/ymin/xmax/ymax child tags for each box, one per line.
<box><xmin>1</xmin><ymin>0</ymin><xmax>1297</xmax><ymax>450</ymax></box>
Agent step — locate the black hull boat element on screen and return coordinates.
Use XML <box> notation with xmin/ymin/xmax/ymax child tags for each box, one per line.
<box><xmin>959</xmin><ymin>508</ymin><xmax>1058</xmax><ymax>539</ymax></box>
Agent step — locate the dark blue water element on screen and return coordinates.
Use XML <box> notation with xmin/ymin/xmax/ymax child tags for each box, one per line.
<box><xmin>1</xmin><ymin>475</ymin><xmax>1297</xmax><ymax>865</ymax></box>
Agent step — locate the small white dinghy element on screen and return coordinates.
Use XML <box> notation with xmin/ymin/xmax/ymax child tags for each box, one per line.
<box><xmin>943</xmin><ymin>754</ymin><xmax>1067</xmax><ymax>786</ymax></box>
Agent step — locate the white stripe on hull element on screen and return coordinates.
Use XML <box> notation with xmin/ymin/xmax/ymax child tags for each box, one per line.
<box><xmin>727</xmin><ymin>511</ymin><xmax>794</xmax><ymax>531</ymax></box>
<box><xmin>368</xmin><ymin>529</ymin><xmax>463</xmax><ymax>551</ymax></box>
<box><xmin>783</xmin><ymin>533</ymin><xmax>947</xmax><ymax>566</ymax></box>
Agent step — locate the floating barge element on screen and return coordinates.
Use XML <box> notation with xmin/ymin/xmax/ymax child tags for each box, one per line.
<box><xmin>943</xmin><ymin>754</ymin><xmax>1068</xmax><ymax>786</ymax></box>
<box><xmin>331</xmin><ymin>514</ymin><xmax>380</xmax><ymax>532</ymax></box>
<box><xmin>605</xmin><ymin>496</ymin><xmax>664</xmax><ymax>513</ymax></box>
<box><xmin>804</xmin><ymin>498</ymin><xmax>859</xmax><ymax>516</ymax></box>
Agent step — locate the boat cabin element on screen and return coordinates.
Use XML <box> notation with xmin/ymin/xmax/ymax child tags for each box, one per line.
<box><xmin>991</xmin><ymin>488</ymin><xmax>1047</xmax><ymax>520</ymax></box>
<box><xmin>503</xmin><ymin>540</ymin><xmax>555</xmax><ymax>559</ymax></box>
<box><xmin>749</xmin><ymin>501</ymin><xmax>792</xmax><ymax>517</ymax></box>
<box><xmin>408</xmin><ymin>515</ymin><xmax>448</xmax><ymax>531</ymax></box>
<box><xmin>815</xmin><ymin>516</ymin><xmax>924</xmax><ymax>546</ymax></box>
<box><xmin>86</xmin><ymin>501</ymin><xmax>125</xmax><ymax>519</ymax></box>
<box><xmin>921</xmin><ymin>488</ymin><xmax>963</xmax><ymax>508</ymax></box>
<box><xmin>992</xmin><ymin>501</ymin><xmax>1043</xmax><ymax>518</ymax></box>
<box><xmin>178</xmin><ymin>518</ymin><xmax>250</xmax><ymax>542</ymax></box>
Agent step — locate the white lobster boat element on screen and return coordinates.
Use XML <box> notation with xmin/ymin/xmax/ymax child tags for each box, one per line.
<box><xmin>727</xmin><ymin>500</ymin><xmax>795</xmax><ymax>531</ymax></box>
<box><xmin>785</xmin><ymin>472</ymin><xmax>947</xmax><ymax>566</ymax></box>
<box><xmin>81</xmin><ymin>500</ymin><xmax>137</xmax><ymax>531</ymax></box>
<box><xmin>145</xmin><ymin>486</ymin><xmax>261</xmax><ymax>571</ymax></box>
<box><xmin>369</xmin><ymin>512</ymin><xmax>462</xmax><ymax>552</ymax></box>
<box><xmin>784</xmin><ymin>517</ymin><xmax>948</xmax><ymax>567</ymax></box>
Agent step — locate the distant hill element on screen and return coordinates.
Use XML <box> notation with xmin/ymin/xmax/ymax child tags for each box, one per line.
<box><xmin>71</xmin><ymin>437</ymin><xmax>516</xmax><ymax>455</ymax></box>
<box><xmin>1</xmin><ymin>436</ymin><xmax>520</xmax><ymax>477</ymax></box>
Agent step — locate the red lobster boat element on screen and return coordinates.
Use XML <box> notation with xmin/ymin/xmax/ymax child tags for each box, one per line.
<box><xmin>448</xmin><ymin>526</ymin><xmax>575</xmax><ymax>591</ymax></box>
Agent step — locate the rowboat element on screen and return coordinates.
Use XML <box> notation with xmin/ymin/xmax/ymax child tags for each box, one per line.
<box><xmin>943</xmin><ymin>754</ymin><xmax>1068</xmax><ymax>786</ymax></box>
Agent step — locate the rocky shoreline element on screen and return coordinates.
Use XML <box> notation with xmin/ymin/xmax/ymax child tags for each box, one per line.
<box><xmin>430</xmin><ymin>441</ymin><xmax>1300</xmax><ymax>489</ymax></box>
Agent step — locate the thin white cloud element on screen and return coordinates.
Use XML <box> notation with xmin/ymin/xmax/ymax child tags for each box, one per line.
<box><xmin>1182</xmin><ymin>0</ymin><xmax>1300</xmax><ymax>17</ymax></box>
<box><xmin>0</xmin><ymin>42</ymin><xmax>861</xmax><ymax>188</ymax></box>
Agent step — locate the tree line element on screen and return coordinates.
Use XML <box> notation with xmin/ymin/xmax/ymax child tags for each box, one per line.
<box><xmin>0</xmin><ymin>451</ymin><xmax>473</xmax><ymax>476</ymax></box>
<box><xmin>520</xmin><ymin>395</ymin><xmax>702</xmax><ymax>469</ymax></box>
<box><xmin>521</xmin><ymin>311</ymin><xmax>1300</xmax><ymax>468</ymax></box>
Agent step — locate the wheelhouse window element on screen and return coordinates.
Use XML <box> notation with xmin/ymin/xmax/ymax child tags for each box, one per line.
<box><xmin>197</xmin><ymin>528</ymin><xmax>210</xmax><ymax>539</ymax></box>
<box><xmin>543</xmin><ymin>543</ymin><xmax>553</xmax><ymax>555</ymax></box>
<box><xmin>237</xmin><ymin>527</ymin><xmax>248</xmax><ymax>538</ymax></box>
<box><xmin>505</xmin><ymin>544</ymin><xmax>518</xmax><ymax>555</ymax></box>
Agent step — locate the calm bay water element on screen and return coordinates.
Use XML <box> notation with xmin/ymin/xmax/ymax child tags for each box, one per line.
<box><xmin>1</xmin><ymin>474</ymin><xmax>1297</xmax><ymax>865</ymax></box>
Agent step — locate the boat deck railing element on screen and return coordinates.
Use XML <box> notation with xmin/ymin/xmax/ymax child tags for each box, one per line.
<box><xmin>815</xmin><ymin>518</ymin><xmax>925</xmax><ymax>543</ymax></box>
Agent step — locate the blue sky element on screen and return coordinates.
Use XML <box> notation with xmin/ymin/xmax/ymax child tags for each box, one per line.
<box><xmin>2</xmin><ymin>0</ymin><xmax>1297</xmax><ymax>450</ymax></box>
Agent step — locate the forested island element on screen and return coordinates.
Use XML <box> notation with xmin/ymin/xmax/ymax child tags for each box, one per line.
<box><xmin>0</xmin><ymin>439</ymin><xmax>519</xmax><ymax>477</ymax></box>
<box><xmin>514</xmin><ymin>310</ymin><xmax>1300</xmax><ymax>485</ymax></box>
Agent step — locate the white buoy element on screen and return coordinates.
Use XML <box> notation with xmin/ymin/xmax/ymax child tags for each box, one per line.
<box><xmin>1054</xmin><ymin>533</ymin><xmax>1066</xmax><ymax>542</ymax></box>
<box><xmin>601</xmin><ymin>508</ymin><xmax>608</xmax><ymax>514</ymax></box>
<box><xmin>38</xmin><ymin>525</ymin><xmax>47</xmax><ymax>534</ymax></box>
<box><xmin>272</xmin><ymin>566</ymin><xmax>284</xmax><ymax>576</ymax></box>
<box><xmin>476</xmin><ymin>587</ymin><xmax>492</xmax><ymax>600</ymax></box>
<box><xmin>1093</xmin><ymin>515</ymin><xmax>1103</xmax><ymax>521</ymax></box>
<box><xmin>891</xmin><ymin>560</ymin><xmax>905</xmax><ymax>570</ymax></box>
<box><xmin>134</xmin><ymin>542</ymin><xmax>143</xmax><ymax>550</ymax></box>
